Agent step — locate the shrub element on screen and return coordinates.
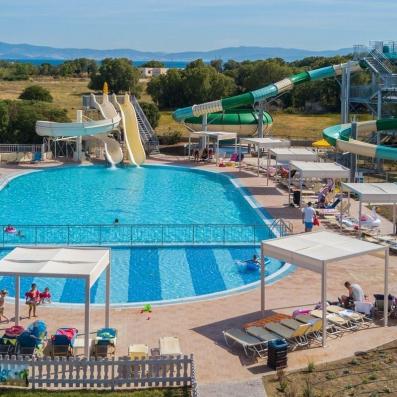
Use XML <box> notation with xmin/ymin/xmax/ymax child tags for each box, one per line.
<box><xmin>19</xmin><ymin>85</ymin><xmax>53</xmax><ymax>102</ymax></box>
<box><xmin>307</xmin><ymin>360</ymin><xmax>315</xmax><ymax>373</ymax></box>
<box><xmin>139</xmin><ymin>102</ymin><xmax>160</xmax><ymax>129</ymax></box>
<box><xmin>158</xmin><ymin>130</ymin><xmax>182</xmax><ymax>145</ymax></box>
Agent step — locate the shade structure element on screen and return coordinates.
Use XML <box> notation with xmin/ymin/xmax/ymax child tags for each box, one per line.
<box><xmin>288</xmin><ymin>161</ymin><xmax>351</xmax><ymax>207</ymax></box>
<box><xmin>260</xmin><ymin>231</ymin><xmax>390</xmax><ymax>347</ymax></box>
<box><xmin>269</xmin><ymin>148</ymin><xmax>318</xmax><ymax>162</ymax></box>
<box><xmin>341</xmin><ymin>183</ymin><xmax>397</xmax><ymax>234</ymax></box>
<box><xmin>238</xmin><ymin>137</ymin><xmax>291</xmax><ymax>178</ymax></box>
<box><xmin>312</xmin><ymin>139</ymin><xmax>331</xmax><ymax>148</ymax></box>
<box><xmin>0</xmin><ymin>247</ymin><xmax>111</xmax><ymax>357</ymax></box>
<box><xmin>290</xmin><ymin>161</ymin><xmax>351</xmax><ymax>179</ymax></box>
<box><xmin>239</xmin><ymin>137</ymin><xmax>291</xmax><ymax>148</ymax></box>
<box><xmin>187</xmin><ymin>130</ymin><xmax>238</xmax><ymax>165</ymax></box>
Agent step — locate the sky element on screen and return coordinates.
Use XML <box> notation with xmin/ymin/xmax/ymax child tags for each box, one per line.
<box><xmin>0</xmin><ymin>0</ymin><xmax>396</xmax><ymax>52</ymax></box>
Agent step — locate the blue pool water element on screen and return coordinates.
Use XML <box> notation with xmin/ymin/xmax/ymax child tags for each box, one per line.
<box><xmin>0</xmin><ymin>165</ymin><xmax>286</xmax><ymax>304</ymax></box>
<box><xmin>0</xmin><ymin>246</ymin><xmax>285</xmax><ymax>304</ymax></box>
<box><xmin>0</xmin><ymin>165</ymin><xmax>265</xmax><ymax>225</ymax></box>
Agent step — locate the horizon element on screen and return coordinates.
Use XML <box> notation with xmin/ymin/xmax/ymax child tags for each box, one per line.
<box><xmin>0</xmin><ymin>0</ymin><xmax>395</xmax><ymax>52</ymax></box>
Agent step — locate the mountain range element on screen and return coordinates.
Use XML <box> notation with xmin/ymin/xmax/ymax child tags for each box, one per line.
<box><xmin>0</xmin><ymin>41</ymin><xmax>352</xmax><ymax>62</ymax></box>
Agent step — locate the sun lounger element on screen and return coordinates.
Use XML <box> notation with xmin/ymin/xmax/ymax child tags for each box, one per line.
<box><xmin>326</xmin><ymin>305</ymin><xmax>372</xmax><ymax>327</ymax></box>
<box><xmin>223</xmin><ymin>328</ymin><xmax>267</xmax><ymax>358</ymax></box>
<box><xmin>373</xmin><ymin>294</ymin><xmax>397</xmax><ymax>320</ymax></box>
<box><xmin>294</xmin><ymin>314</ymin><xmax>318</xmax><ymax>325</ymax></box>
<box><xmin>310</xmin><ymin>310</ymin><xmax>357</xmax><ymax>332</ymax></box>
<box><xmin>245</xmin><ymin>326</ymin><xmax>281</xmax><ymax>344</ymax></box>
<box><xmin>51</xmin><ymin>327</ymin><xmax>78</xmax><ymax>357</ymax></box>
<box><xmin>94</xmin><ymin>327</ymin><xmax>117</xmax><ymax>358</ymax></box>
<box><xmin>265</xmin><ymin>322</ymin><xmax>311</xmax><ymax>350</ymax></box>
<box><xmin>280</xmin><ymin>319</ymin><xmax>305</xmax><ymax>330</ymax></box>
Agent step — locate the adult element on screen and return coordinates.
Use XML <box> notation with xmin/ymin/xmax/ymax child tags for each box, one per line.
<box><xmin>0</xmin><ymin>289</ymin><xmax>9</xmax><ymax>323</ymax></box>
<box><xmin>302</xmin><ymin>202</ymin><xmax>316</xmax><ymax>232</ymax></box>
<box><xmin>340</xmin><ymin>281</ymin><xmax>365</xmax><ymax>308</ymax></box>
<box><xmin>25</xmin><ymin>283</ymin><xmax>40</xmax><ymax>319</ymax></box>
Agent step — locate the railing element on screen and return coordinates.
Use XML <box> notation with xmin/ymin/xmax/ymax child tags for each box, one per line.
<box><xmin>0</xmin><ymin>222</ymin><xmax>290</xmax><ymax>247</ymax></box>
<box><xmin>0</xmin><ymin>144</ymin><xmax>42</xmax><ymax>153</ymax></box>
<box><xmin>0</xmin><ymin>354</ymin><xmax>197</xmax><ymax>392</ymax></box>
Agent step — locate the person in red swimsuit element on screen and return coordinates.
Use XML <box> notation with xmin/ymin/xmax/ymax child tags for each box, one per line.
<box><xmin>25</xmin><ymin>283</ymin><xmax>40</xmax><ymax>318</ymax></box>
<box><xmin>39</xmin><ymin>287</ymin><xmax>51</xmax><ymax>304</ymax></box>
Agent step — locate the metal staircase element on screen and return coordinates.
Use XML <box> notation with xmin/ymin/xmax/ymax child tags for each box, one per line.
<box><xmin>364</xmin><ymin>48</ymin><xmax>394</xmax><ymax>77</ymax></box>
<box><xmin>130</xmin><ymin>96</ymin><xmax>160</xmax><ymax>154</ymax></box>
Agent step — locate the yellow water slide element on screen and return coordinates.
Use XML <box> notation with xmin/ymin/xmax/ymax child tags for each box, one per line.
<box><xmin>114</xmin><ymin>94</ymin><xmax>146</xmax><ymax>165</ymax></box>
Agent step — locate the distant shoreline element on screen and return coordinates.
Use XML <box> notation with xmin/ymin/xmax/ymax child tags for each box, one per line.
<box><xmin>1</xmin><ymin>59</ymin><xmax>190</xmax><ymax>68</ymax></box>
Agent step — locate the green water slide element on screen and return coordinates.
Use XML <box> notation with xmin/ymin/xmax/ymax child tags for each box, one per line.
<box><xmin>172</xmin><ymin>62</ymin><xmax>362</xmax><ymax>121</ymax></box>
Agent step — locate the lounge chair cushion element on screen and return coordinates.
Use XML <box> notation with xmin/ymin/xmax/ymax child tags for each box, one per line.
<box><xmin>223</xmin><ymin>328</ymin><xmax>262</xmax><ymax>346</ymax></box>
<box><xmin>246</xmin><ymin>327</ymin><xmax>280</xmax><ymax>342</ymax></box>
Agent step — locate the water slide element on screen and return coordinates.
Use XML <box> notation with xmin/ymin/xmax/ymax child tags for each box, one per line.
<box><xmin>323</xmin><ymin>119</ymin><xmax>397</xmax><ymax>161</ymax></box>
<box><xmin>112</xmin><ymin>94</ymin><xmax>146</xmax><ymax>165</ymax></box>
<box><xmin>173</xmin><ymin>61</ymin><xmax>397</xmax><ymax>160</ymax></box>
<box><xmin>89</xmin><ymin>94</ymin><xmax>124</xmax><ymax>165</ymax></box>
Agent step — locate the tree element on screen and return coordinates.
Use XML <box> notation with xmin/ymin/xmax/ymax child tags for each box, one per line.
<box><xmin>59</xmin><ymin>58</ymin><xmax>97</xmax><ymax>77</ymax></box>
<box><xmin>139</xmin><ymin>102</ymin><xmax>160</xmax><ymax>128</ymax></box>
<box><xmin>89</xmin><ymin>58</ymin><xmax>142</xmax><ymax>95</ymax></box>
<box><xmin>0</xmin><ymin>101</ymin><xmax>9</xmax><ymax>140</ymax></box>
<box><xmin>141</xmin><ymin>60</ymin><xmax>165</xmax><ymax>68</ymax></box>
<box><xmin>19</xmin><ymin>85</ymin><xmax>53</xmax><ymax>102</ymax></box>
<box><xmin>210</xmin><ymin>59</ymin><xmax>223</xmax><ymax>72</ymax></box>
<box><xmin>5</xmin><ymin>100</ymin><xmax>69</xmax><ymax>143</ymax></box>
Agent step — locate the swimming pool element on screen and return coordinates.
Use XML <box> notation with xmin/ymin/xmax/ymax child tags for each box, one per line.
<box><xmin>0</xmin><ymin>246</ymin><xmax>289</xmax><ymax>305</ymax></box>
<box><xmin>0</xmin><ymin>165</ymin><xmax>289</xmax><ymax>304</ymax></box>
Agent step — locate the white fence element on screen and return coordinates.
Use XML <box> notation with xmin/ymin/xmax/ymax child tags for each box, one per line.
<box><xmin>0</xmin><ymin>144</ymin><xmax>42</xmax><ymax>153</ymax></box>
<box><xmin>0</xmin><ymin>354</ymin><xmax>198</xmax><ymax>395</ymax></box>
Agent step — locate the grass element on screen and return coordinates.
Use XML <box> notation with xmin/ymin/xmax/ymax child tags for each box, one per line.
<box><xmin>0</xmin><ymin>77</ymin><xmax>92</xmax><ymax>119</ymax></box>
<box><xmin>0</xmin><ymin>388</ymin><xmax>190</xmax><ymax>397</ymax></box>
<box><xmin>263</xmin><ymin>340</ymin><xmax>397</xmax><ymax>397</ymax></box>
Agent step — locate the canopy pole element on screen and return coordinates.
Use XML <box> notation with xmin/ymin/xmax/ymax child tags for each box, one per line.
<box><xmin>260</xmin><ymin>243</ymin><xmax>265</xmax><ymax>316</ymax></box>
<box><xmin>393</xmin><ymin>202</ymin><xmax>396</xmax><ymax>235</ymax></box>
<box><xmin>84</xmin><ymin>278</ymin><xmax>90</xmax><ymax>357</ymax></box>
<box><xmin>299</xmin><ymin>176</ymin><xmax>303</xmax><ymax>208</ymax></box>
<box><xmin>15</xmin><ymin>275</ymin><xmax>20</xmax><ymax>326</ymax></box>
<box><xmin>267</xmin><ymin>150</ymin><xmax>270</xmax><ymax>186</ymax></box>
<box><xmin>288</xmin><ymin>167</ymin><xmax>291</xmax><ymax>206</ymax></box>
<box><xmin>358</xmin><ymin>200</ymin><xmax>362</xmax><ymax>236</ymax></box>
<box><xmin>257</xmin><ymin>145</ymin><xmax>260</xmax><ymax>176</ymax></box>
<box><xmin>384</xmin><ymin>247</ymin><xmax>389</xmax><ymax>327</ymax></box>
<box><xmin>105</xmin><ymin>263</ymin><xmax>111</xmax><ymax>328</ymax></box>
<box><xmin>321</xmin><ymin>262</ymin><xmax>327</xmax><ymax>347</ymax></box>
<box><xmin>238</xmin><ymin>141</ymin><xmax>242</xmax><ymax>172</ymax></box>
<box><xmin>188</xmin><ymin>135</ymin><xmax>191</xmax><ymax>159</ymax></box>
<box><xmin>234</xmin><ymin>136</ymin><xmax>237</xmax><ymax>152</ymax></box>
<box><xmin>216</xmin><ymin>136</ymin><xmax>219</xmax><ymax>165</ymax></box>
<box><xmin>340</xmin><ymin>191</ymin><xmax>343</xmax><ymax>231</ymax></box>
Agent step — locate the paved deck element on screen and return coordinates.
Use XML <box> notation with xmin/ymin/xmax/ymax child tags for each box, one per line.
<box><xmin>0</xmin><ymin>156</ymin><xmax>396</xmax><ymax>389</ymax></box>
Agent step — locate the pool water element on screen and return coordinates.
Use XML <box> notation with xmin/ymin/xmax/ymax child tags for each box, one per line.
<box><xmin>0</xmin><ymin>165</ymin><xmax>265</xmax><ymax>225</ymax></box>
<box><xmin>0</xmin><ymin>246</ymin><xmax>286</xmax><ymax>304</ymax></box>
<box><xmin>0</xmin><ymin>165</ymin><xmax>288</xmax><ymax>304</ymax></box>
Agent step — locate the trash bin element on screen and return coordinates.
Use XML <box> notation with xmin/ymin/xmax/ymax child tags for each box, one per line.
<box><xmin>267</xmin><ymin>339</ymin><xmax>288</xmax><ymax>370</ymax></box>
<box><xmin>293</xmin><ymin>190</ymin><xmax>301</xmax><ymax>206</ymax></box>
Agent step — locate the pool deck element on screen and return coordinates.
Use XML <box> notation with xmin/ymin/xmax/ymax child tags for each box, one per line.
<box><xmin>0</xmin><ymin>157</ymin><xmax>396</xmax><ymax>391</ymax></box>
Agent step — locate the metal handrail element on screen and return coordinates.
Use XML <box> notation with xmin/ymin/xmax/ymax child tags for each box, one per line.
<box><xmin>0</xmin><ymin>221</ymin><xmax>291</xmax><ymax>247</ymax></box>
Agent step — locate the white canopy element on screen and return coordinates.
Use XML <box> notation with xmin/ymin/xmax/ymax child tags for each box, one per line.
<box><xmin>0</xmin><ymin>247</ymin><xmax>111</xmax><ymax>356</ymax></box>
<box><xmin>290</xmin><ymin>161</ymin><xmax>351</xmax><ymax>179</ymax></box>
<box><xmin>239</xmin><ymin>137</ymin><xmax>291</xmax><ymax>148</ymax></box>
<box><xmin>269</xmin><ymin>147</ymin><xmax>318</xmax><ymax>162</ymax></box>
<box><xmin>341</xmin><ymin>183</ymin><xmax>397</xmax><ymax>203</ymax></box>
<box><xmin>260</xmin><ymin>231</ymin><xmax>390</xmax><ymax>346</ymax></box>
<box><xmin>189</xmin><ymin>130</ymin><xmax>237</xmax><ymax>140</ymax></box>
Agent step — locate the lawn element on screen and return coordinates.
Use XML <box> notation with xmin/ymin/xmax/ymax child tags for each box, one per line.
<box><xmin>0</xmin><ymin>77</ymin><xmax>92</xmax><ymax>119</ymax></box>
<box><xmin>263</xmin><ymin>340</ymin><xmax>397</xmax><ymax>396</ymax></box>
<box><xmin>0</xmin><ymin>388</ymin><xmax>190</xmax><ymax>397</ymax></box>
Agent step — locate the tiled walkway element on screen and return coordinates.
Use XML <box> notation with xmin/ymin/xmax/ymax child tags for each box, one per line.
<box><xmin>0</xmin><ymin>157</ymin><xmax>396</xmax><ymax>389</ymax></box>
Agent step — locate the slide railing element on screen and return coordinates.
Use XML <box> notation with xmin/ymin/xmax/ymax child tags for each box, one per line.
<box><xmin>0</xmin><ymin>221</ymin><xmax>291</xmax><ymax>247</ymax></box>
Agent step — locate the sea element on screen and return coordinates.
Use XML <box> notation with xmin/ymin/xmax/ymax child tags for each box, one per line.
<box><xmin>3</xmin><ymin>59</ymin><xmax>189</xmax><ymax>68</ymax></box>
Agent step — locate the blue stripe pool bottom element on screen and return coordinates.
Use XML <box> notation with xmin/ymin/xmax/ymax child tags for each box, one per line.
<box><xmin>0</xmin><ymin>246</ymin><xmax>286</xmax><ymax>305</ymax></box>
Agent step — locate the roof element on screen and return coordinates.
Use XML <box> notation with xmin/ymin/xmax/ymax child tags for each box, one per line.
<box><xmin>239</xmin><ymin>137</ymin><xmax>291</xmax><ymax>148</ymax></box>
<box><xmin>290</xmin><ymin>161</ymin><xmax>350</xmax><ymax>179</ymax></box>
<box><xmin>0</xmin><ymin>247</ymin><xmax>110</xmax><ymax>287</ymax></box>
<box><xmin>341</xmin><ymin>183</ymin><xmax>397</xmax><ymax>203</ymax></box>
<box><xmin>261</xmin><ymin>231</ymin><xmax>386</xmax><ymax>272</ymax></box>
<box><xmin>189</xmin><ymin>131</ymin><xmax>237</xmax><ymax>140</ymax></box>
<box><xmin>269</xmin><ymin>147</ymin><xmax>318</xmax><ymax>162</ymax></box>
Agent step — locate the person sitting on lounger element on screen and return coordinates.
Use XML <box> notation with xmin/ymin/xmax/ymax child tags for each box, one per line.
<box><xmin>339</xmin><ymin>281</ymin><xmax>365</xmax><ymax>308</ymax></box>
<box><xmin>201</xmin><ymin>148</ymin><xmax>208</xmax><ymax>161</ymax></box>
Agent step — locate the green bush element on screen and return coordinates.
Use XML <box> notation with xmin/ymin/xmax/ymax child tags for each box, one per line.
<box><xmin>19</xmin><ymin>85</ymin><xmax>53</xmax><ymax>102</ymax></box>
<box><xmin>139</xmin><ymin>102</ymin><xmax>160</xmax><ymax>129</ymax></box>
<box><xmin>158</xmin><ymin>130</ymin><xmax>182</xmax><ymax>145</ymax></box>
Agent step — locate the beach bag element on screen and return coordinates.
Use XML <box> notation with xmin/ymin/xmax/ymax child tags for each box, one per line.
<box><xmin>313</xmin><ymin>216</ymin><xmax>320</xmax><ymax>226</ymax></box>
<box><xmin>4</xmin><ymin>325</ymin><xmax>24</xmax><ymax>338</ymax></box>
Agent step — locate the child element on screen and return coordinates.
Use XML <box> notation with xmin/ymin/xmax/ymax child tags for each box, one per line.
<box><xmin>0</xmin><ymin>289</ymin><xmax>9</xmax><ymax>323</ymax></box>
<box><xmin>25</xmin><ymin>283</ymin><xmax>40</xmax><ymax>318</ymax></box>
<box><xmin>39</xmin><ymin>287</ymin><xmax>51</xmax><ymax>304</ymax></box>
